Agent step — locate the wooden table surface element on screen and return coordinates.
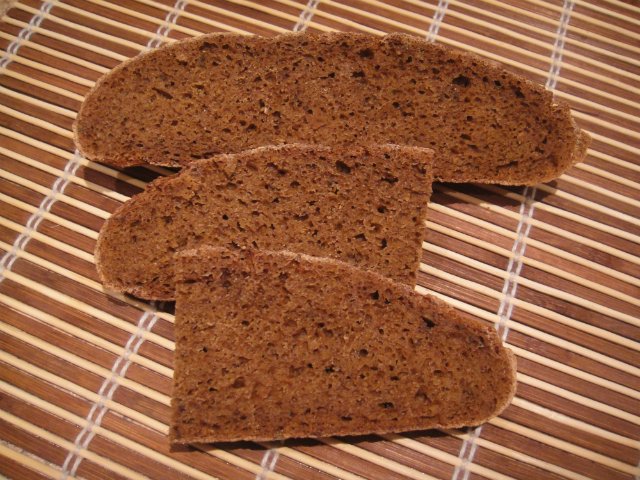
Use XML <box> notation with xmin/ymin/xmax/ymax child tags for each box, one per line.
<box><xmin>0</xmin><ymin>1</ymin><xmax>638</xmax><ymax>479</ymax></box>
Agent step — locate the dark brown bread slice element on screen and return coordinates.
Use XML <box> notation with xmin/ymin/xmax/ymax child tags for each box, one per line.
<box><xmin>96</xmin><ymin>144</ymin><xmax>433</xmax><ymax>300</ymax></box>
<box><xmin>75</xmin><ymin>32</ymin><xmax>589</xmax><ymax>185</ymax></box>
<box><xmin>171</xmin><ymin>246</ymin><xmax>517</xmax><ymax>443</ymax></box>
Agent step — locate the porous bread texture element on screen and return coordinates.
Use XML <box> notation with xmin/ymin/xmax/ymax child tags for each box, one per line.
<box><xmin>74</xmin><ymin>31</ymin><xmax>589</xmax><ymax>185</ymax></box>
<box><xmin>96</xmin><ymin>144</ymin><xmax>433</xmax><ymax>300</ymax></box>
<box><xmin>171</xmin><ymin>246</ymin><xmax>517</xmax><ymax>443</ymax></box>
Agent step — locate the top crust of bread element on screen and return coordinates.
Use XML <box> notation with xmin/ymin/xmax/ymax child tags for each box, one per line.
<box><xmin>74</xmin><ymin>32</ymin><xmax>589</xmax><ymax>185</ymax></box>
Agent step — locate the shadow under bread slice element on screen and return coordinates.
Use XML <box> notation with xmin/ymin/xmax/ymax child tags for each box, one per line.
<box><xmin>96</xmin><ymin>144</ymin><xmax>433</xmax><ymax>300</ymax></box>
<box><xmin>171</xmin><ymin>246</ymin><xmax>517</xmax><ymax>444</ymax></box>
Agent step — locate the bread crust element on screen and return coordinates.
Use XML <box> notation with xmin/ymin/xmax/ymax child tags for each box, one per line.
<box><xmin>75</xmin><ymin>32</ymin><xmax>589</xmax><ymax>185</ymax></box>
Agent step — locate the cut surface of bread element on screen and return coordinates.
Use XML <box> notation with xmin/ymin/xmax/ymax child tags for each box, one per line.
<box><xmin>75</xmin><ymin>32</ymin><xmax>589</xmax><ymax>185</ymax></box>
<box><xmin>96</xmin><ymin>144</ymin><xmax>433</xmax><ymax>300</ymax></box>
<box><xmin>171</xmin><ymin>246</ymin><xmax>517</xmax><ymax>443</ymax></box>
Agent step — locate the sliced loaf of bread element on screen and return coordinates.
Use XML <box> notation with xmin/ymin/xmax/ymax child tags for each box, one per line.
<box><xmin>75</xmin><ymin>32</ymin><xmax>589</xmax><ymax>185</ymax></box>
<box><xmin>96</xmin><ymin>144</ymin><xmax>433</xmax><ymax>300</ymax></box>
<box><xmin>171</xmin><ymin>246</ymin><xmax>517</xmax><ymax>443</ymax></box>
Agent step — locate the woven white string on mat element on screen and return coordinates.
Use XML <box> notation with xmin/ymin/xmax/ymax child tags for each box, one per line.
<box><xmin>56</xmin><ymin>2</ymin><xmax>187</xmax><ymax>478</ymax></box>
<box><xmin>0</xmin><ymin>0</ymin><xmax>71</xmax><ymax>282</ymax></box>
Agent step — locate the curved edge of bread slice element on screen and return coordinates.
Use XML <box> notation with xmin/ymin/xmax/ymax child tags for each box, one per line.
<box><xmin>171</xmin><ymin>246</ymin><xmax>517</xmax><ymax>443</ymax></box>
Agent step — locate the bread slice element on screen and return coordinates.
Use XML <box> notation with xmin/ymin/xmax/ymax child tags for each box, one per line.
<box><xmin>75</xmin><ymin>32</ymin><xmax>589</xmax><ymax>185</ymax></box>
<box><xmin>96</xmin><ymin>144</ymin><xmax>433</xmax><ymax>300</ymax></box>
<box><xmin>171</xmin><ymin>246</ymin><xmax>516</xmax><ymax>443</ymax></box>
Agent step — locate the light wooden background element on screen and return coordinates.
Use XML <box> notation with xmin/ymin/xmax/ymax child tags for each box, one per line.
<box><xmin>0</xmin><ymin>1</ymin><xmax>638</xmax><ymax>479</ymax></box>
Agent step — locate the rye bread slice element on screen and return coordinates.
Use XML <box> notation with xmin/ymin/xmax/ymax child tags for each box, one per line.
<box><xmin>75</xmin><ymin>32</ymin><xmax>589</xmax><ymax>185</ymax></box>
<box><xmin>171</xmin><ymin>246</ymin><xmax>517</xmax><ymax>443</ymax></box>
<box><xmin>96</xmin><ymin>144</ymin><xmax>433</xmax><ymax>300</ymax></box>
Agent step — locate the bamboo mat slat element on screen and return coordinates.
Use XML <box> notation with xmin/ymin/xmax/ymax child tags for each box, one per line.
<box><xmin>0</xmin><ymin>0</ymin><xmax>638</xmax><ymax>479</ymax></box>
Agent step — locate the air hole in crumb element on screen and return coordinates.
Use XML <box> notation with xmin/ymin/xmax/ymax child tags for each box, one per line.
<box><xmin>423</xmin><ymin>317</ymin><xmax>436</xmax><ymax>328</ymax></box>
<box><xmin>415</xmin><ymin>390</ymin><xmax>428</xmax><ymax>401</ymax></box>
<box><xmin>380</xmin><ymin>239</ymin><xmax>388</xmax><ymax>249</ymax></box>
<box><xmin>452</xmin><ymin>75</ymin><xmax>470</xmax><ymax>87</ymax></box>
<box><xmin>379</xmin><ymin>402</ymin><xmax>394</xmax><ymax>409</ymax></box>
<box><xmin>381</xmin><ymin>175</ymin><xmax>398</xmax><ymax>184</ymax></box>
<box><xmin>358</xmin><ymin>349</ymin><xmax>368</xmax><ymax>357</ymax></box>
<box><xmin>152</xmin><ymin>87</ymin><xmax>173</xmax><ymax>99</ymax></box>
<box><xmin>371</xmin><ymin>291</ymin><xmax>380</xmax><ymax>300</ymax></box>
<box><xmin>335</xmin><ymin>160</ymin><xmax>351</xmax><ymax>173</ymax></box>
<box><xmin>231</xmin><ymin>377</ymin><xmax>245</xmax><ymax>388</ymax></box>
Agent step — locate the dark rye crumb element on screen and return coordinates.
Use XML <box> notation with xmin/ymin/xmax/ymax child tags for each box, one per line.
<box><xmin>95</xmin><ymin>144</ymin><xmax>433</xmax><ymax>300</ymax></box>
<box><xmin>75</xmin><ymin>31</ymin><xmax>589</xmax><ymax>185</ymax></box>
<box><xmin>170</xmin><ymin>247</ymin><xmax>517</xmax><ymax>444</ymax></box>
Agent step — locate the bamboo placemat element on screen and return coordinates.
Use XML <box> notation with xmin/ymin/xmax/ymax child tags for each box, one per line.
<box><xmin>0</xmin><ymin>0</ymin><xmax>638</xmax><ymax>479</ymax></box>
